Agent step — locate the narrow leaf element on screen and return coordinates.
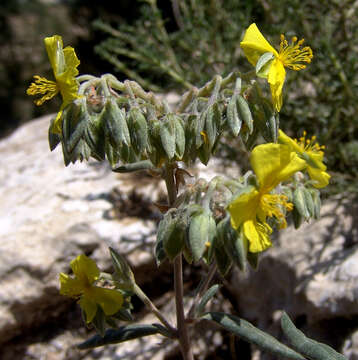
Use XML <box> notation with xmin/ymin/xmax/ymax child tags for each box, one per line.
<box><xmin>281</xmin><ymin>312</ymin><xmax>347</xmax><ymax>360</ymax></box>
<box><xmin>77</xmin><ymin>324</ymin><xmax>160</xmax><ymax>349</ymax></box>
<box><xmin>195</xmin><ymin>284</ymin><xmax>220</xmax><ymax>316</ymax></box>
<box><xmin>202</xmin><ymin>312</ymin><xmax>305</xmax><ymax>360</ymax></box>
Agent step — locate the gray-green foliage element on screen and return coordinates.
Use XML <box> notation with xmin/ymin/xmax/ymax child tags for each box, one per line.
<box><xmin>94</xmin><ymin>0</ymin><xmax>358</xmax><ymax>195</ymax></box>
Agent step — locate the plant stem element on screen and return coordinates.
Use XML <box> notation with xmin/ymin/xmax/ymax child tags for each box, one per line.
<box><xmin>186</xmin><ymin>263</ymin><xmax>217</xmax><ymax>319</ymax></box>
<box><xmin>133</xmin><ymin>284</ymin><xmax>176</xmax><ymax>335</ymax></box>
<box><xmin>174</xmin><ymin>255</ymin><xmax>193</xmax><ymax>360</ymax></box>
<box><xmin>164</xmin><ymin>163</ymin><xmax>194</xmax><ymax>360</ymax></box>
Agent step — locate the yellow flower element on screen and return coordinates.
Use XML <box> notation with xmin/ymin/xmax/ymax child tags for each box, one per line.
<box><xmin>27</xmin><ymin>35</ymin><xmax>80</xmax><ymax>134</ymax></box>
<box><xmin>240</xmin><ymin>23</ymin><xmax>313</xmax><ymax>112</ymax></box>
<box><xmin>228</xmin><ymin>143</ymin><xmax>306</xmax><ymax>253</ymax></box>
<box><xmin>278</xmin><ymin>129</ymin><xmax>330</xmax><ymax>188</ymax></box>
<box><xmin>60</xmin><ymin>254</ymin><xmax>123</xmax><ymax>323</ymax></box>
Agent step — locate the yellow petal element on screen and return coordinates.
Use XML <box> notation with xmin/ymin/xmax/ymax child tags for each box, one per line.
<box><xmin>278</xmin><ymin>130</ymin><xmax>303</xmax><ymax>153</ymax></box>
<box><xmin>59</xmin><ymin>272</ymin><xmax>84</xmax><ymax>297</ymax></box>
<box><xmin>243</xmin><ymin>220</ymin><xmax>272</xmax><ymax>253</ymax></box>
<box><xmin>240</xmin><ymin>23</ymin><xmax>278</xmax><ymax>67</ymax></box>
<box><xmin>307</xmin><ymin>166</ymin><xmax>330</xmax><ymax>188</ymax></box>
<box><xmin>79</xmin><ymin>296</ymin><xmax>98</xmax><ymax>323</ymax></box>
<box><xmin>268</xmin><ymin>58</ymin><xmax>286</xmax><ymax>112</ymax></box>
<box><xmin>70</xmin><ymin>254</ymin><xmax>100</xmax><ymax>285</ymax></box>
<box><xmin>63</xmin><ymin>46</ymin><xmax>80</xmax><ymax>77</ymax></box>
<box><xmin>44</xmin><ymin>35</ymin><xmax>65</xmax><ymax>76</ymax></box>
<box><xmin>89</xmin><ymin>287</ymin><xmax>124</xmax><ymax>316</ymax></box>
<box><xmin>305</xmin><ymin>151</ymin><xmax>326</xmax><ymax>171</ymax></box>
<box><xmin>250</xmin><ymin>143</ymin><xmax>306</xmax><ymax>191</ymax></box>
<box><xmin>228</xmin><ymin>188</ymin><xmax>260</xmax><ymax>230</ymax></box>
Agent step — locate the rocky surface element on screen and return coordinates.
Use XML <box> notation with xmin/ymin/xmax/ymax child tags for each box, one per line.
<box><xmin>0</xmin><ymin>114</ymin><xmax>169</xmax><ymax>358</ymax></box>
<box><xmin>1</xmin><ymin>112</ymin><xmax>357</xmax><ymax>359</ymax></box>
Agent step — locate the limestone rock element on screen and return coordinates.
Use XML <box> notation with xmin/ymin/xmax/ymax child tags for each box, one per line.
<box><xmin>0</xmin><ymin>115</ymin><xmax>163</xmax><ymax>347</ymax></box>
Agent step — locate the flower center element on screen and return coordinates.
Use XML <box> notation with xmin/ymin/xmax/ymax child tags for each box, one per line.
<box><xmin>295</xmin><ymin>131</ymin><xmax>325</xmax><ymax>155</ymax></box>
<box><xmin>260</xmin><ymin>193</ymin><xmax>293</xmax><ymax>229</ymax></box>
<box><xmin>26</xmin><ymin>75</ymin><xmax>59</xmax><ymax>106</ymax></box>
<box><xmin>278</xmin><ymin>35</ymin><xmax>313</xmax><ymax>70</ymax></box>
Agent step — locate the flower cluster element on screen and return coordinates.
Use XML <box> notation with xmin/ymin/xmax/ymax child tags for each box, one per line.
<box><xmin>228</xmin><ymin>131</ymin><xmax>329</xmax><ymax>253</ymax></box>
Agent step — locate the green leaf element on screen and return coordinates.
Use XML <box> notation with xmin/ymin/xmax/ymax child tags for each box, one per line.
<box><xmin>256</xmin><ymin>52</ymin><xmax>274</xmax><ymax>78</ymax></box>
<box><xmin>174</xmin><ymin>115</ymin><xmax>186</xmax><ymax>159</ymax></box>
<box><xmin>188</xmin><ymin>212</ymin><xmax>216</xmax><ymax>263</ymax></box>
<box><xmin>111</xmin><ymin>308</ymin><xmax>133</xmax><ymax>322</ymax></box>
<box><xmin>112</xmin><ymin>160</ymin><xmax>155</xmax><ymax>173</ymax></box>
<box><xmin>281</xmin><ymin>312</ymin><xmax>347</xmax><ymax>360</ymax></box>
<box><xmin>292</xmin><ymin>206</ymin><xmax>304</xmax><ymax>229</ymax></box>
<box><xmin>205</xmin><ymin>103</ymin><xmax>221</xmax><ymax>148</ymax></box>
<box><xmin>109</xmin><ymin>247</ymin><xmax>135</xmax><ymax>285</ymax></box>
<box><xmin>237</xmin><ymin>95</ymin><xmax>253</xmax><ymax>134</ymax></box>
<box><xmin>48</xmin><ymin>117</ymin><xmax>61</xmax><ymax>151</ymax></box>
<box><xmin>85</xmin><ymin>115</ymin><xmax>106</xmax><ymax>161</ymax></box>
<box><xmin>227</xmin><ymin>94</ymin><xmax>242</xmax><ymax>136</ymax></box>
<box><xmin>212</xmin><ymin>229</ymin><xmax>232</xmax><ymax>276</ymax></box>
<box><xmin>302</xmin><ymin>187</ymin><xmax>315</xmax><ymax>218</ymax></box>
<box><xmin>103</xmin><ymin>99</ymin><xmax>131</xmax><ymax>148</ymax></box>
<box><xmin>202</xmin><ymin>312</ymin><xmax>305</xmax><ymax>360</ymax></box>
<box><xmin>128</xmin><ymin>108</ymin><xmax>149</xmax><ymax>155</ymax></box>
<box><xmin>91</xmin><ymin>307</ymin><xmax>106</xmax><ymax>337</ymax></box>
<box><xmin>77</xmin><ymin>324</ymin><xmax>160</xmax><ymax>349</ymax></box>
<box><xmin>160</xmin><ymin>115</ymin><xmax>176</xmax><ymax>159</ymax></box>
<box><xmin>195</xmin><ymin>284</ymin><xmax>220</xmax><ymax>316</ymax></box>
<box><xmin>308</xmin><ymin>188</ymin><xmax>321</xmax><ymax>220</ymax></box>
<box><xmin>154</xmin><ymin>237</ymin><xmax>167</xmax><ymax>266</ymax></box>
<box><xmin>293</xmin><ymin>186</ymin><xmax>310</xmax><ymax>219</ymax></box>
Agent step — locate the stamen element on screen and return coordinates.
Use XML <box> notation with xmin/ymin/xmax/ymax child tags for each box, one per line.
<box><xmin>278</xmin><ymin>34</ymin><xmax>313</xmax><ymax>71</ymax></box>
<box><xmin>27</xmin><ymin>75</ymin><xmax>59</xmax><ymax>106</ymax></box>
<box><xmin>260</xmin><ymin>193</ymin><xmax>292</xmax><ymax>229</ymax></box>
<box><xmin>295</xmin><ymin>131</ymin><xmax>325</xmax><ymax>155</ymax></box>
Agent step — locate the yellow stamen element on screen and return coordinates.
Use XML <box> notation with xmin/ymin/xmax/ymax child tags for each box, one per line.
<box><xmin>260</xmin><ymin>193</ymin><xmax>292</xmax><ymax>229</ymax></box>
<box><xmin>278</xmin><ymin>35</ymin><xmax>313</xmax><ymax>71</ymax></box>
<box><xmin>26</xmin><ymin>75</ymin><xmax>59</xmax><ymax>106</ymax></box>
<box><xmin>295</xmin><ymin>131</ymin><xmax>325</xmax><ymax>155</ymax></box>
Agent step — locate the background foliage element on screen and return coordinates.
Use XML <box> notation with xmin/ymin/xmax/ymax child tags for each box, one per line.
<box><xmin>2</xmin><ymin>0</ymin><xmax>358</xmax><ymax>194</ymax></box>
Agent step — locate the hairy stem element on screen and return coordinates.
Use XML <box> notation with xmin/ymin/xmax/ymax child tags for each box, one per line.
<box><xmin>164</xmin><ymin>163</ymin><xmax>194</xmax><ymax>360</ymax></box>
<box><xmin>174</xmin><ymin>255</ymin><xmax>193</xmax><ymax>360</ymax></box>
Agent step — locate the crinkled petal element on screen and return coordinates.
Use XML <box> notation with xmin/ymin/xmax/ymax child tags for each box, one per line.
<box><xmin>44</xmin><ymin>35</ymin><xmax>65</xmax><ymax>76</ymax></box>
<box><xmin>268</xmin><ymin>58</ymin><xmax>286</xmax><ymax>112</ymax></box>
<box><xmin>59</xmin><ymin>273</ymin><xmax>84</xmax><ymax>297</ymax></box>
<box><xmin>63</xmin><ymin>46</ymin><xmax>80</xmax><ymax>77</ymax></box>
<box><xmin>70</xmin><ymin>254</ymin><xmax>100</xmax><ymax>285</ymax></box>
<box><xmin>79</xmin><ymin>296</ymin><xmax>98</xmax><ymax>323</ymax></box>
<box><xmin>251</xmin><ymin>143</ymin><xmax>306</xmax><ymax>191</ymax></box>
<box><xmin>89</xmin><ymin>287</ymin><xmax>124</xmax><ymax>316</ymax></box>
<box><xmin>240</xmin><ymin>23</ymin><xmax>278</xmax><ymax>67</ymax></box>
<box><xmin>307</xmin><ymin>166</ymin><xmax>330</xmax><ymax>188</ymax></box>
<box><xmin>228</xmin><ymin>189</ymin><xmax>260</xmax><ymax>230</ymax></box>
<box><xmin>243</xmin><ymin>220</ymin><xmax>272</xmax><ymax>253</ymax></box>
